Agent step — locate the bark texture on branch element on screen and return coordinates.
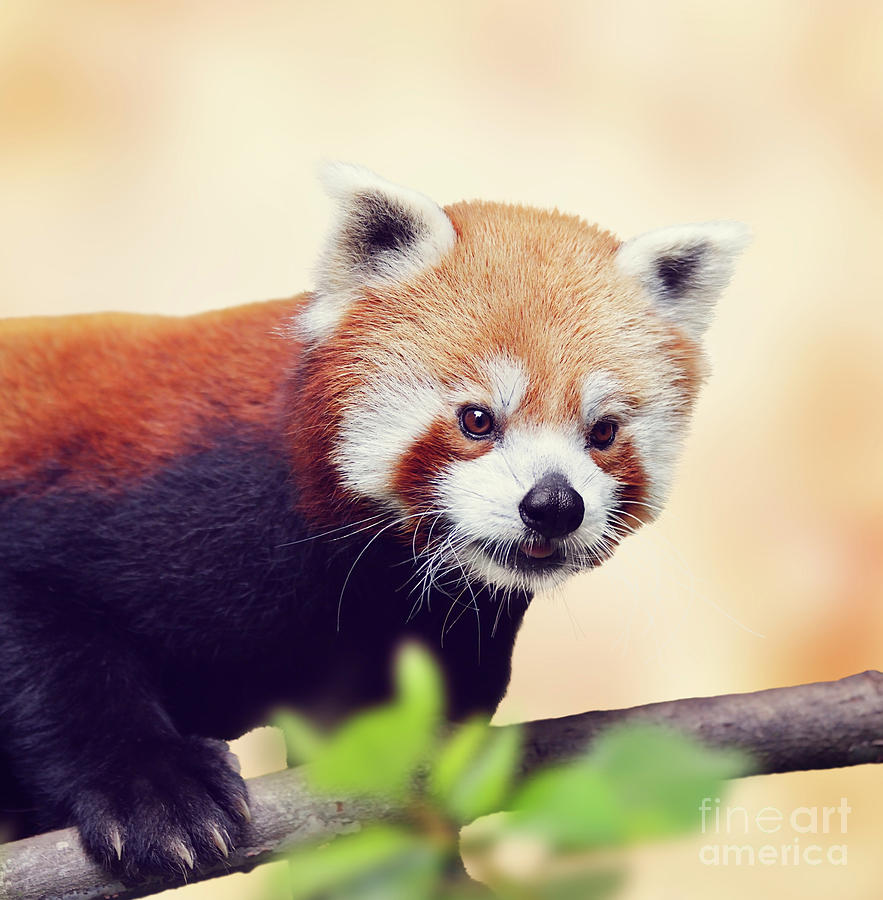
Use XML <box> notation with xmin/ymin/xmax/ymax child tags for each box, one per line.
<box><xmin>520</xmin><ymin>669</ymin><xmax>883</xmax><ymax>775</ymax></box>
<box><xmin>2</xmin><ymin>670</ymin><xmax>881</xmax><ymax>900</ymax></box>
<box><xmin>0</xmin><ymin>768</ymin><xmax>397</xmax><ymax>900</ymax></box>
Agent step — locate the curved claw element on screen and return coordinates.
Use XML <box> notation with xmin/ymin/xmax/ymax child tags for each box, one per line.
<box><xmin>108</xmin><ymin>825</ymin><xmax>123</xmax><ymax>861</ymax></box>
<box><xmin>172</xmin><ymin>840</ymin><xmax>195</xmax><ymax>870</ymax></box>
<box><xmin>210</xmin><ymin>825</ymin><xmax>229</xmax><ymax>858</ymax></box>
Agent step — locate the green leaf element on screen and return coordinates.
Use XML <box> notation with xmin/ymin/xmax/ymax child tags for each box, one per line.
<box><xmin>304</xmin><ymin>644</ymin><xmax>444</xmax><ymax>800</ymax></box>
<box><xmin>396</xmin><ymin>642</ymin><xmax>445</xmax><ymax>722</ymax></box>
<box><xmin>306</xmin><ymin>705</ymin><xmax>428</xmax><ymax>799</ymax></box>
<box><xmin>287</xmin><ymin>825</ymin><xmax>444</xmax><ymax>900</ymax></box>
<box><xmin>434</xmin><ymin>723</ymin><xmax>522</xmax><ymax>823</ymax></box>
<box><xmin>276</xmin><ymin>711</ymin><xmax>326</xmax><ymax>768</ymax></box>
<box><xmin>509</xmin><ymin>725</ymin><xmax>744</xmax><ymax>851</ymax></box>
<box><xmin>590</xmin><ymin>725</ymin><xmax>746</xmax><ymax>840</ymax></box>
<box><xmin>431</xmin><ymin>717</ymin><xmax>489</xmax><ymax>802</ymax></box>
<box><xmin>510</xmin><ymin>764</ymin><xmax>627</xmax><ymax>849</ymax></box>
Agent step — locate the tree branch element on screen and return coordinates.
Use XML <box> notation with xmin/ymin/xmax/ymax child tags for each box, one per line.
<box><xmin>520</xmin><ymin>669</ymin><xmax>883</xmax><ymax>775</ymax></box>
<box><xmin>2</xmin><ymin>670</ymin><xmax>881</xmax><ymax>900</ymax></box>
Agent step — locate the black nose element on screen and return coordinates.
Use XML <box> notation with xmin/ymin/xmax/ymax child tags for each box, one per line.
<box><xmin>518</xmin><ymin>473</ymin><xmax>585</xmax><ymax>539</ymax></box>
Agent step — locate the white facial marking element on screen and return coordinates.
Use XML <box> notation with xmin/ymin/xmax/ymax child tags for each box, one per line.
<box><xmin>335</xmin><ymin>367</ymin><xmax>445</xmax><ymax>505</ymax></box>
<box><xmin>437</xmin><ymin>424</ymin><xmax>619</xmax><ymax>592</ymax></box>
<box><xmin>451</xmin><ymin>355</ymin><xmax>528</xmax><ymax>421</ymax></box>
<box><xmin>335</xmin><ymin>353</ymin><xmax>693</xmax><ymax>594</ymax></box>
<box><xmin>580</xmin><ymin>371</ymin><xmax>632</xmax><ymax>424</ymax></box>
<box><xmin>485</xmin><ymin>356</ymin><xmax>528</xmax><ymax>417</ymax></box>
<box><xmin>626</xmin><ymin>393</ymin><xmax>685</xmax><ymax>510</ymax></box>
<box><xmin>336</xmin><ymin>355</ymin><xmax>528</xmax><ymax>505</ymax></box>
<box><xmin>581</xmin><ymin>371</ymin><xmax>687</xmax><ymax>513</ymax></box>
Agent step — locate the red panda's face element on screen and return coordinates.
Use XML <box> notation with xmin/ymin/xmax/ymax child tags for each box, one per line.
<box><xmin>295</xmin><ymin>165</ymin><xmax>749</xmax><ymax>595</ymax></box>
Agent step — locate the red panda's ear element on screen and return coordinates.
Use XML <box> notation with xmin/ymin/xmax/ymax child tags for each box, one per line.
<box><xmin>300</xmin><ymin>163</ymin><xmax>456</xmax><ymax>341</ymax></box>
<box><xmin>616</xmin><ymin>222</ymin><xmax>751</xmax><ymax>339</ymax></box>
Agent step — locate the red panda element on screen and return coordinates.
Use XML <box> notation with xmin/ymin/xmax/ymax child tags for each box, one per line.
<box><xmin>0</xmin><ymin>164</ymin><xmax>748</xmax><ymax>880</ymax></box>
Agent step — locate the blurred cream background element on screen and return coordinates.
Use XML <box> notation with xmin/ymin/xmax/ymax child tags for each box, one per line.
<box><xmin>1</xmin><ymin>1</ymin><xmax>880</xmax><ymax>897</ymax></box>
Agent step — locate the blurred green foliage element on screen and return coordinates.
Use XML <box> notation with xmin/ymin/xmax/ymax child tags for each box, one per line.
<box><xmin>274</xmin><ymin>645</ymin><xmax>744</xmax><ymax>899</ymax></box>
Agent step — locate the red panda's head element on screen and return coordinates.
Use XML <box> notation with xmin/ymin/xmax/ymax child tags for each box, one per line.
<box><xmin>291</xmin><ymin>165</ymin><xmax>749</xmax><ymax>595</ymax></box>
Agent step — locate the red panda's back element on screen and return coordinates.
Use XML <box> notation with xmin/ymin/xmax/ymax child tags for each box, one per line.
<box><xmin>0</xmin><ymin>297</ymin><xmax>304</xmax><ymax>492</ymax></box>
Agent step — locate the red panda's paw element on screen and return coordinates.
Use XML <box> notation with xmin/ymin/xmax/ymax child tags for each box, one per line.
<box><xmin>71</xmin><ymin>736</ymin><xmax>250</xmax><ymax>882</ymax></box>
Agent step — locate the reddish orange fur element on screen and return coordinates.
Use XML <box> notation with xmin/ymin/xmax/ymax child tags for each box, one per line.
<box><xmin>1</xmin><ymin>201</ymin><xmax>704</xmax><ymax>533</ymax></box>
<box><xmin>310</xmin><ymin>202</ymin><xmax>698</xmax><ymax>420</ymax></box>
<box><xmin>392</xmin><ymin>419</ymin><xmax>492</xmax><ymax>509</ymax></box>
<box><xmin>0</xmin><ymin>298</ymin><xmax>304</xmax><ymax>491</ymax></box>
<box><xmin>661</xmin><ymin>328</ymin><xmax>704</xmax><ymax>404</ymax></box>
<box><xmin>591</xmin><ymin>438</ymin><xmax>650</xmax><ymax>530</ymax></box>
<box><xmin>283</xmin><ymin>339</ymin><xmax>364</xmax><ymax>527</ymax></box>
<box><xmin>287</xmin><ymin>201</ymin><xmax>704</xmax><ymax>528</ymax></box>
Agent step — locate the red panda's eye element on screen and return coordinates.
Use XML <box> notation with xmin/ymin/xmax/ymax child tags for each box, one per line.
<box><xmin>588</xmin><ymin>419</ymin><xmax>618</xmax><ymax>450</ymax></box>
<box><xmin>460</xmin><ymin>406</ymin><xmax>495</xmax><ymax>439</ymax></box>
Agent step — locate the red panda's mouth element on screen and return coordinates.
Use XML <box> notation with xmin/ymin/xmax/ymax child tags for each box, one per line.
<box><xmin>481</xmin><ymin>537</ymin><xmax>566</xmax><ymax>572</ymax></box>
<box><xmin>515</xmin><ymin>538</ymin><xmax>564</xmax><ymax>571</ymax></box>
<box><xmin>520</xmin><ymin>538</ymin><xmax>557</xmax><ymax>560</ymax></box>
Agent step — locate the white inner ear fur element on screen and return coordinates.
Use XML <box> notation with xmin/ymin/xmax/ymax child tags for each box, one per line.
<box><xmin>616</xmin><ymin>221</ymin><xmax>751</xmax><ymax>339</ymax></box>
<box><xmin>300</xmin><ymin>163</ymin><xmax>456</xmax><ymax>342</ymax></box>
